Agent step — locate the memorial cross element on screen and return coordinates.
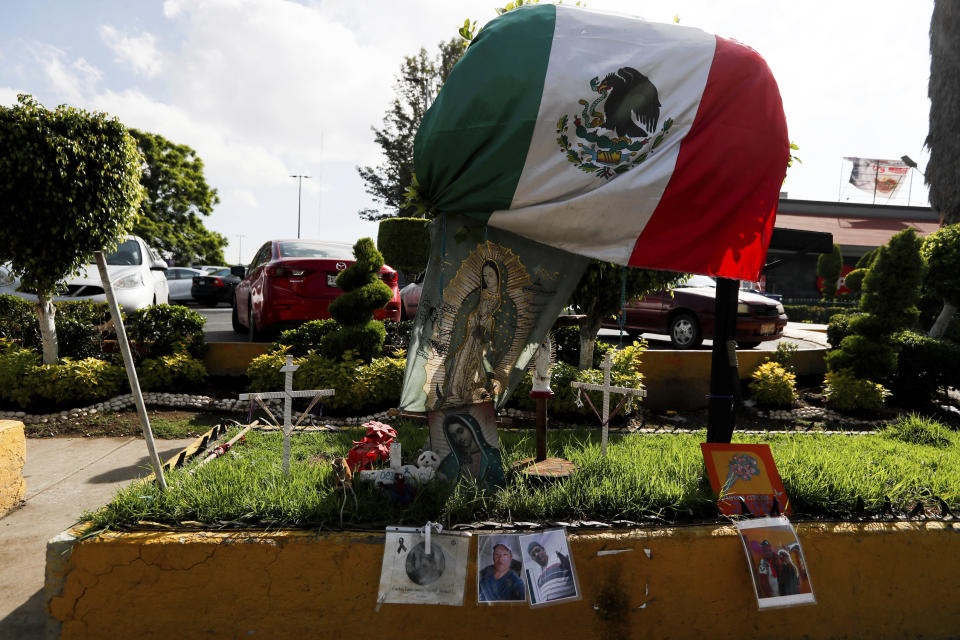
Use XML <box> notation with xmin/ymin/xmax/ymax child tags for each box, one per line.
<box><xmin>570</xmin><ymin>350</ymin><xmax>646</xmax><ymax>456</ymax></box>
<box><xmin>238</xmin><ymin>355</ymin><xmax>334</xmax><ymax>473</ymax></box>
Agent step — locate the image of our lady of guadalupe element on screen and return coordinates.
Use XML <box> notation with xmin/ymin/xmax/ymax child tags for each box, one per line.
<box><xmin>436</xmin><ymin>408</ymin><xmax>506</xmax><ymax>489</ymax></box>
<box><xmin>425</xmin><ymin>242</ymin><xmax>533</xmax><ymax>410</ymax></box>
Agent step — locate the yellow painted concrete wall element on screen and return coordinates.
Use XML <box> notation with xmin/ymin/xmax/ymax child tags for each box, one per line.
<box><xmin>203</xmin><ymin>342</ymin><xmax>270</xmax><ymax>375</ymax></box>
<box><xmin>47</xmin><ymin>522</ymin><xmax>960</xmax><ymax>639</ymax></box>
<box><xmin>0</xmin><ymin>420</ymin><xmax>26</xmax><ymax>517</ymax></box>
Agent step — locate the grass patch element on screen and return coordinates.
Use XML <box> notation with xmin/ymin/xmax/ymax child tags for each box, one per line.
<box><xmin>86</xmin><ymin>421</ymin><xmax>960</xmax><ymax>531</ymax></box>
<box><xmin>880</xmin><ymin>413</ymin><xmax>952</xmax><ymax>448</ymax></box>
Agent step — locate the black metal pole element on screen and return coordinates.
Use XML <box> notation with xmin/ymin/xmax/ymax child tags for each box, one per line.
<box><xmin>707</xmin><ymin>277</ymin><xmax>739</xmax><ymax>443</ymax></box>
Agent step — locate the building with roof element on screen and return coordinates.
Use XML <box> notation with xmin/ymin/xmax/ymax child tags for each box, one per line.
<box><xmin>766</xmin><ymin>198</ymin><xmax>939</xmax><ymax>301</ymax></box>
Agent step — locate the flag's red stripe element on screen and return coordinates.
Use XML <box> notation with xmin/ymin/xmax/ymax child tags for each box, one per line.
<box><xmin>627</xmin><ymin>35</ymin><xmax>789</xmax><ymax>280</ymax></box>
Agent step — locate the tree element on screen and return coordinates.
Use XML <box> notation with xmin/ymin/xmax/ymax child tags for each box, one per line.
<box><xmin>926</xmin><ymin>0</ymin><xmax>960</xmax><ymax>226</ymax></box>
<box><xmin>816</xmin><ymin>244</ymin><xmax>843</xmax><ymax>300</ymax></box>
<box><xmin>357</xmin><ymin>38</ymin><xmax>463</xmax><ymax>221</ymax></box>
<box><xmin>568</xmin><ymin>263</ymin><xmax>686</xmax><ymax>369</ymax></box>
<box><xmin>128</xmin><ymin>129</ymin><xmax>226</xmax><ymax>265</ymax></box>
<box><xmin>921</xmin><ymin>223</ymin><xmax>960</xmax><ymax>338</ymax></box>
<box><xmin>0</xmin><ymin>95</ymin><xmax>144</xmax><ymax>363</ymax></box>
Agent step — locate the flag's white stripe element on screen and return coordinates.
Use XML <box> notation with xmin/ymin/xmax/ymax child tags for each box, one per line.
<box><xmin>489</xmin><ymin>6</ymin><xmax>716</xmax><ymax>264</ymax></box>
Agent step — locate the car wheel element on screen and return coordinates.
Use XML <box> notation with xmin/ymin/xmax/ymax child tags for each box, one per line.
<box><xmin>738</xmin><ymin>341</ymin><xmax>761</xmax><ymax>349</ymax></box>
<box><xmin>668</xmin><ymin>312</ymin><xmax>702</xmax><ymax>349</ymax></box>
<box><xmin>231</xmin><ymin>299</ymin><xmax>246</xmax><ymax>335</ymax></box>
<box><xmin>202</xmin><ymin>298</ymin><xmax>219</xmax><ymax>308</ymax></box>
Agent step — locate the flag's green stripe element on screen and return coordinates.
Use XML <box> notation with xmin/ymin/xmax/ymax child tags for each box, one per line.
<box><xmin>414</xmin><ymin>5</ymin><xmax>556</xmax><ymax>223</ymax></box>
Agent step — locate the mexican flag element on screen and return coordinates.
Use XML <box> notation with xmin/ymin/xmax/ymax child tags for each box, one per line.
<box><xmin>415</xmin><ymin>4</ymin><xmax>789</xmax><ymax>281</ymax></box>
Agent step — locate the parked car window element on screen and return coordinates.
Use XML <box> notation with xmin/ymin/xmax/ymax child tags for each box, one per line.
<box><xmin>277</xmin><ymin>241</ymin><xmax>353</xmax><ymax>260</ymax></box>
<box><xmin>249</xmin><ymin>243</ymin><xmax>272</xmax><ymax>271</ymax></box>
<box><xmin>105</xmin><ymin>239</ymin><xmax>142</xmax><ymax>266</ymax></box>
<box><xmin>210</xmin><ymin>268</ymin><xmax>231</xmax><ymax>276</ymax></box>
<box><xmin>677</xmin><ymin>274</ymin><xmax>716</xmax><ymax>288</ymax></box>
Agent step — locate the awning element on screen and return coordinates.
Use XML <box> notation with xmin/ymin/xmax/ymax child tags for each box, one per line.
<box><xmin>773</xmin><ymin>213</ymin><xmax>940</xmax><ymax>248</ymax></box>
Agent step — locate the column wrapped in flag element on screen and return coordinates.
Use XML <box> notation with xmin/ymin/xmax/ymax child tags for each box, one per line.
<box><xmin>414</xmin><ymin>4</ymin><xmax>789</xmax><ymax>281</ymax></box>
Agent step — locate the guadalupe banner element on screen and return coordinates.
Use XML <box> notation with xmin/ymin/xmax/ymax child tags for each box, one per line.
<box><xmin>399</xmin><ymin>213</ymin><xmax>588</xmax><ymax>413</ymax></box>
<box><xmin>845</xmin><ymin>157</ymin><xmax>910</xmax><ymax>197</ymax></box>
<box><xmin>414</xmin><ymin>4</ymin><xmax>789</xmax><ymax>282</ymax></box>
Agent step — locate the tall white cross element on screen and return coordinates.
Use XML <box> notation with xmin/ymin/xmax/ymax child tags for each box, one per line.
<box><xmin>239</xmin><ymin>355</ymin><xmax>335</xmax><ymax>473</ymax></box>
<box><xmin>570</xmin><ymin>350</ymin><xmax>646</xmax><ymax>456</ymax></box>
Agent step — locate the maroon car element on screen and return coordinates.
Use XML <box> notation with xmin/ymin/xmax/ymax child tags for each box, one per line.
<box><xmin>232</xmin><ymin>239</ymin><xmax>401</xmax><ymax>340</ymax></box>
<box><xmin>602</xmin><ymin>275</ymin><xmax>788</xmax><ymax>349</ymax></box>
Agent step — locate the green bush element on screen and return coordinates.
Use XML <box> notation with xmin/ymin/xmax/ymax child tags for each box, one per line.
<box><xmin>125</xmin><ymin>304</ymin><xmax>206</xmax><ymax>359</ymax></box>
<box><xmin>55</xmin><ymin>315</ymin><xmax>102</xmax><ymax>359</ymax></box>
<box><xmin>246</xmin><ymin>349</ymin><xmax>406</xmax><ymax>414</ymax></box>
<box><xmin>844</xmin><ymin>268</ymin><xmax>867</xmax><ymax>295</ymax></box>
<box><xmin>770</xmin><ymin>341</ymin><xmax>798</xmax><ymax>373</ymax></box>
<box><xmin>825</xmin><ymin>334</ymin><xmax>897</xmax><ymax>380</ymax></box>
<box><xmin>509</xmin><ymin>341</ymin><xmax>647</xmax><ymax>419</ymax></box>
<box><xmin>139</xmin><ymin>353</ymin><xmax>207</xmax><ymax>392</ymax></box>
<box><xmin>889</xmin><ymin>331</ymin><xmax>960</xmax><ymax>405</ymax></box>
<box><xmin>822</xmin><ymin>369</ymin><xmax>890</xmax><ymax>414</ymax></box>
<box><xmin>0</xmin><ymin>294</ymin><xmax>40</xmax><ymax>348</ymax></box>
<box><xmin>0</xmin><ymin>296</ymin><xmax>109</xmax><ymax>358</ymax></box>
<box><xmin>323</xmin><ymin>239</ymin><xmax>392</xmax><ymax>362</ymax></box>
<box><xmin>0</xmin><ymin>343</ymin><xmax>40</xmax><ymax>408</ymax></box>
<box><xmin>552</xmin><ymin>325</ymin><xmax>616</xmax><ymax>368</ymax></box>
<box><xmin>826</xmin><ymin>312</ymin><xmax>862</xmax><ymax>348</ymax></box>
<box><xmin>271</xmin><ymin>319</ymin><xmax>338</xmax><ymax>356</ymax></box>
<box><xmin>749</xmin><ymin>362</ymin><xmax>798</xmax><ymax>408</ymax></box>
<box><xmin>817</xmin><ymin>244</ymin><xmax>843</xmax><ymax>299</ymax></box>
<box><xmin>377</xmin><ymin>217</ymin><xmax>431</xmax><ymax>275</ymax></box>
<box><xmin>27</xmin><ymin>358</ymin><xmax>125</xmax><ymax>408</ymax></box>
<box><xmin>881</xmin><ymin>413</ymin><xmax>951</xmax><ymax>448</ymax></box>
<box><xmin>383</xmin><ymin>320</ymin><xmax>414</xmax><ymax>352</ymax></box>
<box><xmin>782</xmin><ymin>305</ymin><xmax>853</xmax><ymax>324</ymax></box>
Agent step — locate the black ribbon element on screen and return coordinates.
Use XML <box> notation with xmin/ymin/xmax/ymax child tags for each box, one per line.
<box><xmin>397</xmin><ymin>536</ymin><xmax>407</xmax><ymax>553</ymax></box>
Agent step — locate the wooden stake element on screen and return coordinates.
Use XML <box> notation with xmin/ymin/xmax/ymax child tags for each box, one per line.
<box><xmin>94</xmin><ymin>251</ymin><xmax>167</xmax><ymax>490</ymax></box>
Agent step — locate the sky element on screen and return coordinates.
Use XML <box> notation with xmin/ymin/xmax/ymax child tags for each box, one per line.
<box><xmin>1</xmin><ymin>0</ymin><xmax>936</xmax><ymax>265</ymax></box>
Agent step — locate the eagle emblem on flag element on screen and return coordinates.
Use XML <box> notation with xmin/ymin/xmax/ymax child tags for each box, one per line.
<box><xmin>557</xmin><ymin>66</ymin><xmax>673</xmax><ymax>180</ymax></box>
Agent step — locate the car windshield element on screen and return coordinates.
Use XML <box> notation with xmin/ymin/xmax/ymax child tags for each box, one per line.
<box><xmin>676</xmin><ymin>274</ymin><xmax>716</xmax><ymax>288</ymax></box>
<box><xmin>211</xmin><ymin>268</ymin><xmax>231</xmax><ymax>276</ymax></box>
<box><xmin>104</xmin><ymin>240</ymin><xmax>142</xmax><ymax>266</ymax></box>
<box><xmin>277</xmin><ymin>241</ymin><xmax>354</xmax><ymax>260</ymax></box>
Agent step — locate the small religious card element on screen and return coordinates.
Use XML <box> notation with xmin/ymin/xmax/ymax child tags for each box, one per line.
<box><xmin>736</xmin><ymin>517</ymin><xmax>815</xmax><ymax>609</ymax></box>
<box><xmin>428</xmin><ymin>401</ymin><xmax>506</xmax><ymax>489</ymax></box>
<box><xmin>476</xmin><ymin>534</ymin><xmax>527</xmax><ymax>604</ymax></box>
<box><xmin>700</xmin><ymin>443</ymin><xmax>790</xmax><ymax>517</ymax></box>
<box><xmin>378</xmin><ymin>528</ymin><xmax>470</xmax><ymax>606</ymax></box>
<box><xmin>518</xmin><ymin>529</ymin><xmax>580</xmax><ymax>607</ymax></box>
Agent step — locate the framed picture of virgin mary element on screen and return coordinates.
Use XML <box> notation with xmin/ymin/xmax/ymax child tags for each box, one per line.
<box><xmin>428</xmin><ymin>401</ymin><xmax>506</xmax><ymax>490</ymax></box>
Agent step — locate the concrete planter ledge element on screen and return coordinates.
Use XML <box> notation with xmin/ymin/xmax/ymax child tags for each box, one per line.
<box><xmin>46</xmin><ymin>520</ymin><xmax>960</xmax><ymax>639</ymax></box>
<box><xmin>0</xmin><ymin>420</ymin><xmax>26</xmax><ymax>517</ymax></box>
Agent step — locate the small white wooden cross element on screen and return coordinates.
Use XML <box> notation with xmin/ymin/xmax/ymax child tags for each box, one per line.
<box><xmin>239</xmin><ymin>354</ymin><xmax>335</xmax><ymax>473</ymax></box>
<box><xmin>570</xmin><ymin>350</ymin><xmax>646</xmax><ymax>456</ymax></box>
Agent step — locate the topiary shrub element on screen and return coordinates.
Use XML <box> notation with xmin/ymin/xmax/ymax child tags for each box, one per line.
<box><xmin>377</xmin><ymin>217</ymin><xmax>431</xmax><ymax>275</ymax></box>
<box><xmin>881</xmin><ymin>413</ymin><xmax>951</xmax><ymax>448</ymax></box>
<box><xmin>139</xmin><ymin>353</ymin><xmax>207</xmax><ymax>392</ymax></box>
<box><xmin>844</xmin><ymin>268</ymin><xmax>867</xmax><ymax>295</ymax></box>
<box><xmin>817</xmin><ymin>244</ymin><xmax>843</xmax><ymax>300</ymax></box>
<box><xmin>126</xmin><ymin>304</ymin><xmax>206</xmax><ymax>359</ymax></box>
<box><xmin>889</xmin><ymin>330</ymin><xmax>960</xmax><ymax>405</ymax></box>
<box><xmin>822</xmin><ymin>369</ymin><xmax>889</xmax><ymax>414</ymax></box>
<box><xmin>825</xmin><ymin>334</ymin><xmax>898</xmax><ymax>380</ymax></box>
<box><xmin>826</xmin><ymin>312</ymin><xmax>865</xmax><ymax>348</ymax></box>
<box><xmin>271</xmin><ymin>319</ymin><xmax>338</xmax><ymax>356</ymax></box>
<box><xmin>322</xmin><ymin>238</ymin><xmax>393</xmax><ymax>362</ymax></box>
<box><xmin>749</xmin><ymin>361</ymin><xmax>797</xmax><ymax>409</ymax></box>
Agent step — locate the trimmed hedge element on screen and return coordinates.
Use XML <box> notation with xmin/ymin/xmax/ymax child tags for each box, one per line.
<box><xmin>377</xmin><ymin>217</ymin><xmax>431</xmax><ymax>274</ymax></box>
<box><xmin>125</xmin><ymin>304</ymin><xmax>207</xmax><ymax>359</ymax></box>
<box><xmin>0</xmin><ymin>295</ymin><xmax>109</xmax><ymax>359</ymax></box>
<box><xmin>889</xmin><ymin>331</ymin><xmax>960</xmax><ymax>406</ymax></box>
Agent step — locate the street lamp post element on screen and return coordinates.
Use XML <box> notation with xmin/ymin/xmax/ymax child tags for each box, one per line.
<box><xmin>289</xmin><ymin>174</ymin><xmax>312</xmax><ymax>238</ymax></box>
<box><xmin>236</xmin><ymin>234</ymin><xmax>246</xmax><ymax>264</ymax></box>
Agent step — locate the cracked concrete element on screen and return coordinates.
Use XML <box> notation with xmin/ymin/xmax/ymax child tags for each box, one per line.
<box><xmin>0</xmin><ymin>436</ymin><xmax>195</xmax><ymax>639</ymax></box>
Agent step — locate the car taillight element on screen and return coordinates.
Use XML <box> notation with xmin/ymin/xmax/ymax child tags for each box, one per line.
<box><xmin>381</xmin><ymin>271</ymin><xmax>398</xmax><ymax>284</ymax></box>
<box><xmin>212</xmin><ymin>277</ymin><xmax>225</xmax><ymax>287</ymax></box>
<box><xmin>267</xmin><ymin>265</ymin><xmax>312</xmax><ymax>278</ymax></box>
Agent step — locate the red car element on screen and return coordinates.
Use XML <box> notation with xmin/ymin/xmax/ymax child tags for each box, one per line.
<box><xmin>231</xmin><ymin>239</ymin><xmax>401</xmax><ymax>340</ymax></box>
<box><xmin>602</xmin><ymin>275</ymin><xmax>788</xmax><ymax>349</ymax></box>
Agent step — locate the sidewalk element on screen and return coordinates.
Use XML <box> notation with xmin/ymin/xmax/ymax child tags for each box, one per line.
<box><xmin>0</xmin><ymin>436</ymin><xmax>195</xmax><ymax>639</ymax></box>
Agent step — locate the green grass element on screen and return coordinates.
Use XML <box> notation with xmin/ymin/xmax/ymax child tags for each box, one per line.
<box><xmin>86</xmin><ymin>421</ymin><xmax>960</xmax><ymax>531</ymax></box>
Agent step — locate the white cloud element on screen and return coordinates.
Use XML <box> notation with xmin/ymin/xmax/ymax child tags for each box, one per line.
<box><xmin>28</xmin><ymin>43</ymin><xmax>102</xmax><ymax>104</ymax></box>
<box><xmin>99</xmin><ymin>25</ymin><xmax>163</xmax><ymax>77</ymax></box>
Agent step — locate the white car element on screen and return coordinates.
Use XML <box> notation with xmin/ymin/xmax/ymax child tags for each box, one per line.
<box><xmin>165</xmin><ymin>267</ymin><xmax>205</xmax><ymax>302</ymax></box>
<box><xmin>0</xmin><ymin>235</ymin><xmax>170</xmax><ymax>311</ymax></box>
